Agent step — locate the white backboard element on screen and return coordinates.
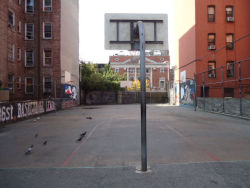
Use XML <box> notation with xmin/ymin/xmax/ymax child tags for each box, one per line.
<box><xmin>105</xmin><ymin>13</ymin><xmax>168</xmax><ymax>51</ymax></box>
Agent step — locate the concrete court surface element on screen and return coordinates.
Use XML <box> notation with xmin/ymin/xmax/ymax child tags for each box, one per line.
<box><xmin>0</xmin><ymin>104</ymin><xmax>250</xmax><ymax>187</ymax></box>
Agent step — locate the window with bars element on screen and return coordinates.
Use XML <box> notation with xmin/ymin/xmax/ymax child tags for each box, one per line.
<box><xmin>8</xmin><ymin>44</ymin><xmax>15</xmax><ymax>62</ymax></box>
<box><xmin>25</xmin><ymin>77</ymin><xmax>34</xmax><ymax>94</ymax></box>
<box><xmin>25</xmin><ymin>50</ymin><xmax>34</xmax><ymax>67</ymax></box>
<box><xmin>226</xmin><ymin>6</ymin><xmax>234</xmax><ymax>22</ymax></box>
<box><xmin>208</xmin><ymin>6</ymin><xmax>215</xmax><ymax>22</ymax></box>
<box><xmin>226</xmin><ymin>61</ymin><xmax>235</xmax><ymax>78</ymax></box>
<box><xmin>8</xmin><ymin>10</ymin><xmax>15</xmax><ymax>28</ymax></box>
<box><xmin>44</xmin><ymin>76</ymin><xmax>52</xmax><ymax>93</ymax></box>
<box><xmin>25</xmin><ymin>0</ymin><xmax>34</xmax><ymax>13</ymax></box>
<box><xmin>43</xmin><ymin>0</ymin><xmax>52</xmax><ymax>12</ymax></box>
<box><xmin>43</xmin><ymin>49</ymin><xmax>52</xmax><ymax>66</ymax></box>
<box><xmin>16</xmin><ymin>77</ymin><xmax>21</xmax><ymax>89</ymax></box>
<box><xmin>208</xmin><ymin>33</ymin><xmax>216</xmax><ymax>50</ymax></box>
<box><xmin>25</xmin><ymin>23</ymin><xmax>34</xmax><ymax>40</ymax></box>
<box><xmin>226</xmin><ymin>34</ymin><xmax>234</xmax><ymax>50</ymax></box>
<box><xmin>8</xmin><ymin>74</ymin><xmax>15</xmax><ymax>93</ymax></box>
<box><xmin>208</xmin><ymin>61</ymin><xmax>216</xmax><ymax>78</ymax></box>
<box><xmin>43</xmin><ymin>23</ymin><xmax>52</xmax><ymax>39</ymax></box>
<box><xmin>160</xmin><ymin>79</ymin><xmax>165</xmax><ymax>88</ymax></box>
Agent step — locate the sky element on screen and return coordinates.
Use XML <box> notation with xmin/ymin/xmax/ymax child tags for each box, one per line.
<box><xmin>79</xmin><ymin>0</ymin><xmax>171</xmax><ymax>64</ymax></box>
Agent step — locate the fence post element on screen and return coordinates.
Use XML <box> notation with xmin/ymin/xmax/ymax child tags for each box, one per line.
<box><xmin>194</xmin><ymin>73</ymin><xmax>197</xmax><ymax>111</ymax></box>
<box><xmin>222</xmin><ymin>66</ymin><xmax>225</xmax><ymax>113</ymax></box>
<box><xmin>239</xmin><ymin>62</ymin><xmax>243</xmax><ymax>116</ymax></box>
<box><xmin>202</xmin><ymin>72</ymin><xmax>205</xmax><ymax>111</ymax></box>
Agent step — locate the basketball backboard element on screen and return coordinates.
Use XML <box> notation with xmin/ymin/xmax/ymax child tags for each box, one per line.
<box><xmin>104</xmin><ymin>13</ymin><xmax>168</xmax><ymax>51</ymax></box>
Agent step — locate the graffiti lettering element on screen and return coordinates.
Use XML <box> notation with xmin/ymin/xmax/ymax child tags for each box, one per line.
<box><xmin>0</xmin><ymin>105</ymin><xmax>13</xmax><ymax>123</ymax></box>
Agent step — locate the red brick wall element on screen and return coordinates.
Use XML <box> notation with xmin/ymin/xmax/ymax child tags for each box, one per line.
<box><xmin>1</xmin><ymin>0</ymin><xmax>61</xmax><ymax>101</ymax></box>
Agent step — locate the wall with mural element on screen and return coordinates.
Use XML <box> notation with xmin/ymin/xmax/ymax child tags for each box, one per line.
<box><xmin>180</xmin><ymin>80</ymin><xmax>195</xmax><ymax>105</ymax></box>
<box><xmin>0</xmin><ymin>99</ymin><xmax>77</xmax><ymax>124</ymax></box>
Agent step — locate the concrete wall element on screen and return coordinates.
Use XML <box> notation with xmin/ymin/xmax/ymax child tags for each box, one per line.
<box><xmin>197</xmin><ymin>97</ymin><xmax>250</xmax><ymax>117</ymax></box>
<box><xmin>61</xmin><ymin>0</ymin><xmax>79</xmax><ymax>102</ymax></box>
<box><xmin>84</xmin><ymin>91</ymin><xmax>168</xmax><ymax>105</ymax></box>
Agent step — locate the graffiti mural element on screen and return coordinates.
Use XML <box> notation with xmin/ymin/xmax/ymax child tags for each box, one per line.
<box><xmin>65</xmin><ymin>84</ymin><xmax>77</xmax><ymax>100</ymax></box>
<box><xmin>180</xmin><ymin>80</ymin><xmax>195</xmax><ymax>105</ymax></box>
<box><xmin>0</xmin><ymin>100</ymin><xmax>56</xmax><ymax>124</ymax></box>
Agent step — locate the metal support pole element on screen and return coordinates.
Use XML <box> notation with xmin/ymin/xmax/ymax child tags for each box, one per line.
<box><xmin>138</xmin><ymin>21</ymin><xmax>147</xmax><ymax>172</ymax></box>
<box><xmin>202</xmin><ymin>72</ymin><xmax>205</xmax><ymax>111</ymax></box>
<box><xmin>194</xmin><ymin>74</ymin><xmax>197</xmax><ymax>111</ymax></box>
<box><xmin>222</xmin><ymin>67</ymin><xmax>224</xmax><ymax>112</ymax></box>
<box><xmin>54</xmin><ymin>80</ymin><xmax>57</xmax><ymax>99</ymax></box>
<box><xmin>239</xmin><ymin>62</ymin><xmax>242</xmax><ymax>115</ymax></box>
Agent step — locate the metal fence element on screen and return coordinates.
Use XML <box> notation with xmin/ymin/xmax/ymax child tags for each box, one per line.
<box><xmin>180</xmin><ymin>58</ymin><xmax>250</xmax><ymax>117</ymax></box>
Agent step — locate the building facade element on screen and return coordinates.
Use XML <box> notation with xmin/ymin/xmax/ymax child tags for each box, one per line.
<box><xmin>171</xmin><ymin>0</ymin><xmax>250</xmax><ymax>101</ymax></box>
<box><xmin>110</xmin><ymin>56</ymin><xmax>170</xmax><ymax>91</ymax></box>
<box><xmin>0</xmin><ymin>0</ymin><xmax>79</xmax><ymax>101</ymax></box>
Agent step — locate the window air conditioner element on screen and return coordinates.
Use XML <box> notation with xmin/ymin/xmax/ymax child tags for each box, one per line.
<box><xmin>208</xmin><ymin>45</ymin><xmax>216</xmax><ymax>50</ymax></box>
<box><xmin>226</xmin><ymin>17</ymin><xmax>234</xmax><ymax>22</ymax></box>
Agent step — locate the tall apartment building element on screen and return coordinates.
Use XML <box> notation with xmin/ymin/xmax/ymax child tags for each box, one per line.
<box><xmin>0</xmin><ymin>0</ymin><xmax>79</xmax><ymax>101</ymax></box>
<box><xmin>171</xmin><ymin>0</ymin><xmax>250</xmax><ymax>102</ymax></box>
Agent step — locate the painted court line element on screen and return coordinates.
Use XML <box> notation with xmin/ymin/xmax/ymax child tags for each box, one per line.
<box><xmin>167</xmin><ymin>126</ymin><xmax>221</xmax><ymax>162</ymax></box>
<box><xmin>61</xmin><ymin>124</ymin><xmax>99</xmax><ymax>167</ymax></box>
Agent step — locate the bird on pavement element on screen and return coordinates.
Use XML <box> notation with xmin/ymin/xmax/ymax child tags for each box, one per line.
<box><xmin>35</xmin><ymin>133</ymin><xmax>38</xmax><ymax>138</ymax></box>
<box><xmin>25</xmin><ymin>145</ymin><xmax>34</xmax><ymax>155</ymax></box>
<box><xmin>77</xmin><ymin>131</ymin><xmax>87</xmax><ymax>142</ymax></box>
<box><xmin>86</xmin><ymin>116</ymin><xmax>92</xmax><ymax>120</ymax></box>
<box><xmin>43</xmin><ymin>141</ymin><xmax>47</xmax><ymax>145</ymax></box>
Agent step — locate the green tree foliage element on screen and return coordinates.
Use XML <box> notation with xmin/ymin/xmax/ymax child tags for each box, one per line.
<box><xmin>80</xmin><ymin>63</ymin><xmax>126</xmax><ymax>92</ymax></box>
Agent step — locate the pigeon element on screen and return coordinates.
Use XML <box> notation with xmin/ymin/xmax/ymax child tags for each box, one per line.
<box><xmin>77</xmin><ymin>131</ymin><xmax>87</xmax><ymax>142</ymax></box>
<box><xmin>43</xmin><ymin>141</ymin><xmax>47</xmax><ymax>145</ymax></box>
<box><xmin>86</xmin><ymin>116</ymin><xmax>92</xmax><ymax>120</ymax></box>
<box><xmin>25</xmin><ymin>145</ymin><xmax>34</xmax><ymax>155</ymax></box>
<box><xmin>35</xmin><ymin>133</ymin><xmax>38</xmax><ymax>138</ymax></box>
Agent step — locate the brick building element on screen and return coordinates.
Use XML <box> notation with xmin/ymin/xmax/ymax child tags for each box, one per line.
<box><xmin>110</xmin><ymin>56</ymin><xmax>170</xmax><ymax>91</ymax></box>
<box><xmin>0</xmin><ymin>0</ymin><xmax>79</xmax><ymax>101</ymax></box>
<box><xmin>171</xmin><ymin>0</ymin><xmax>250</xmax><ymax>101</ymax></box>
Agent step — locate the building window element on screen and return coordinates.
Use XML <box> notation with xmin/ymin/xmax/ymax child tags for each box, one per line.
<box><xmin>115</xmin><ymin>68</ymin><xmax>119</xmax><ymax>73</ymax></box>
<box><xmin>43</xmin><ymin>49</ymin><xmax>52</xmax><ymax>66</ymax></box>
<box><xmin>8</xmin><ymin>10</ymin><xmax>15</xmax><ymax>28</ymax></box>
<box><xmin>16</xmin><ymin>77</ymin><xmax>21</xmax><ymax>89</ymax></box>
<box><xmin>44</xmin><ymin>76</ymin><xmax>52</xmax><ymax>93</ymax></box>
<box><xmin>18</xmin><ymin>21</ymin><xmax>22</xmax><ymax>33</ymax></box>
<box><xmin>8</xmin><ymin>74</ymin><xmax>15</xmax><ymax>93</ymax></box>
<box><xmin>129</xmin><ymin>68</ymin><xmax>135</xmax><ymax>73</ymax></box>
<box><xmin>226</xmin><ymin>61</ymin><xmax>235</xmax><ymax>78</ymax></box>
<box><xmin>25</xmin><ymin>0</ymin><xmax>34</xmax><ymax>13</ymax></box>
<box><xmin>201</xmin><ymin>87</ymin><xmax>209</xmax><ymax>97</ymax></box>
<box><xmin>43</xmin><ymin>0</ymin><xmax>52</xmax><ymax>12</ymax></box>
<box><xmin>160</xmin><ymin>68</ymin><xmax>165</xmax><ymax>73</ymax></box>
<box><xmin>25</xmin><ymin>77</ymin><xmax>34</xmax><ymax>94</ymax></box>
<box><xmin>19</xmin><ymin>0</ymin><xmax>22</xmax><ymax>5</ymax></box>
<box><xmin>226</xmin><ymin>34</ymin><xmax>234</xmax><ymax>50</ymax></box>
<box><xmin>208</xmin><ymin>61</ymin><xmax>216</xmax><ymax>78</ymax></box>
<box><xmin>43</xmin><ymin>23</ymin><xmax>52</xmax><ymax>39</ymax></box>
<box><xmin>25</xmin><ymin>50</ymin><xmax>34</xmax><ymax>67</ymax></box>
<box><xmin>208</xmin><ymin>33</ymin><xmax>216</xmax><ymax>50</ymax></box>
<box><xmin>8</xmin><ymin>44</ymin><xmax>15</xmax><ymax>62</ymax></box>
<box><xmin>146</xmin><ymin>68</ymin><xmax>150</xmax><ymax>73</ymax></box>
<box><xmin>129</xmin><ymin>77</ymin><xmax>134</xmax><ymax>81</ymax></box>
<box><xmin>208</xmin><ymin>6</ymin><xmax>215</xmax><ymax>22</ymax></box>
<box><xmin>18</xmin><ymin>48</ymin><xmax>22</xmax><ymax>61</ymax></box>
<box><xmin>115</xmin><ymin>58</ymin><xmax>119</xmax><ymax>62</ymax></box>
<box><xmin>160</xmin><ymin>78</ymin><xmax>165</xmax><ymax>89</ymax></box>
<box><xmin>226</xmin><ymin>6</ymin><xmax>234</xmax><ymax>22</ymax></box>
<box><xmin>25</xmin><ymin>23</ymin><xmax>34</xmax><ymax>40</ymax></box>
<box><xmin>224</xmin><ymin>88</ymin><xmax>234</xmax><ymax>97</ymax></box>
